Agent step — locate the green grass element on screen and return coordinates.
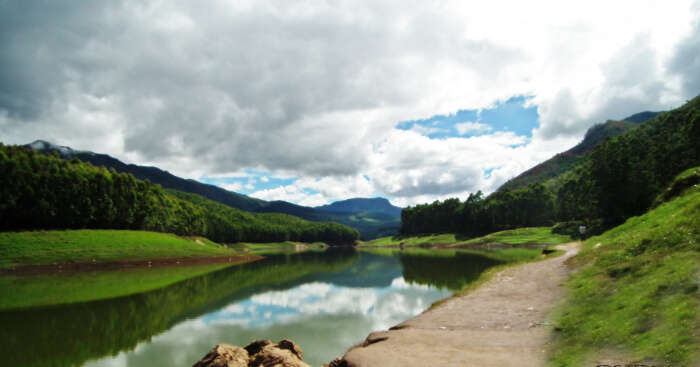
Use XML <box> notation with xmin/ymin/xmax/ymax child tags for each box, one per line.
<box><xmin>549</xmin><ymin>173</ymin><xmax>700</xmax><ymax>366</ymax></box>
<box><xmin>458</xmin><ymin>227</ymin><xmax>572</xmax><ymax>246</ymax></box>
<box><xmin>228</xmin><ymin>241</ymin><xmax>325</xmax><ymax>250</ymax></box>
<box><xmin>0</xmin><ymin>263</ymin><xmax>232</xmax><ymax>310</ymax></box>
<box><xmin>362</xmin><ymin>246</ymin><xmax>547</xmax><ymax>263</ymax></box>
<box><xmin>362</xmin><ymin>227</ymin><xmax>572</xmax><ymax>248</ymax></box>
<box><xmin>362</xmin><ymin>233</ymin><xmax>460</xmax><ymax>247</ymax></box>
<box><xmin>0</xmin><ymin>229</ymin><xmax>239</xmax><ymax>269</ymax></box>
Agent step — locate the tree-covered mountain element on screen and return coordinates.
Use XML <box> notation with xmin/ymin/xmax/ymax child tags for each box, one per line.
<box><xmin>0</xmin><ymin>144</ymin><xmax>359</xmax><ymax>244</ymax></box>
<box><xmin>24</xmin><ymin>141</ymin><xmax>400</xmax><ymax>239</ymax></box>
<box><xmin>315</xmin><ymin>197</ymin><xmax>402</xmax><ymax>217</ymax></box>
<box><xmin>25</xmin><ymin>140</ymin><xmax>266</xmax><ymax>212</ymax></box>
<box><xmin>401</xmin><ymin>97</ymin><xmax>697</xmax><ymax>237</ymax></box>
<box><xmin>497</xmin><ymin>111</ymin><xmax>662</xmax><ymax>192</ymax></box>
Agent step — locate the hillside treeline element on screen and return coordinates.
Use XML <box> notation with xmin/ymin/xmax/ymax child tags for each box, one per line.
<box><xmin>401</xmin><ymin>184</ymin><xmax>554</xmax><ymax>236</ymax></box>
<box><xmin>556</xmin><ymin>96</ymin><xmax>699</xmax><ymax>225</ymax></box>
<box><xmin>401</xmin><ymin>96</ymin><xmax>700</xmax><ymax>236</ymax></box>
<box><xmin>0</xmin><ymin>145</ymin><xmax>359</xmax><ymax>244</ymax></box>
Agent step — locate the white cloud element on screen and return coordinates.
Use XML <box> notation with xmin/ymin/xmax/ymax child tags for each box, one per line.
<box><xmin>219</xmin><ymin>182</ymin><xmax>243</xmax><ymax>192</ymax></box>
<box><xmin>250</xmin><ymin>185</ymin><xmax>329</xmax><ymax>207</ymax></box>
<box><xmin>1</xmin><ymin>0</ymin><xmax>697</xmax><ymax>206</ymax></box>
<box><xmin>455</xmin><ymin>121</ymin><xmax>492</xmax><ymax>135</ymax></box>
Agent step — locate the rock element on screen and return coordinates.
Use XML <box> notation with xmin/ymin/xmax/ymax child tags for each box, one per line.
<box><xmin>277</xmin><ymin>338</ymin><xmax>303</xmax><ymax>360</ymax></box>
<box><xmin>325</xmin><ymin>357</ymin><xmax>349</xmax><ymax>367</ymax></box>
<box><xmin>244</xmin><ymin>340</ymin><xmax>273</xmax><ymax>356</ymax></box>
<box><xmin>193</xmin><ymin>344</ymin><xmax>249</xmax><ymax>367</ymax></box>
<box><xmin>195</xmin><ymin>339</ymin><xmax>310</xmax><ymax>367</ymax></box>
<box><xmin>250</xmin><ymin>344</ymin><xmax>310</xmax><ymax>367</ymax></box>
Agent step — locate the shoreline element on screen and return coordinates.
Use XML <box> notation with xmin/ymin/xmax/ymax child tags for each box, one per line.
<box><xmin>337</xmin><ymin>242</ymin><xmax>580</xmax><ymax>367</ymax></box>
<box><xmin>0</xmin><ymin>253</ymin><xmax>264</xmax><ymax>275</ymax></box>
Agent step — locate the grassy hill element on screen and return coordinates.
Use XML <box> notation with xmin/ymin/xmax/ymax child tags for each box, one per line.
<box><xmin>362</xmin><ymin>227</ymin><xmax>571</xmax><ymax>248</ymax></box>
<box><xmin>0</xmin><ymin>229</ymin><xmax>241</xmax><ymax>270</ymax></box>
<box><xmin>550</xmin><ymin>167</ymin><xmax>700</xmax><ymax>366</ymax></box>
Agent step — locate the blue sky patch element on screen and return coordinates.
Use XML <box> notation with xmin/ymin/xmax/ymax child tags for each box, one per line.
<box><xmin>200</xmin><ymin>170</ymin><xmax>296</xmax><ymax>194</ymax></box>
<box><xmin>396</xmin><ymin>95</ymin><xmax>539</xmax><ymax>139</ymax></box>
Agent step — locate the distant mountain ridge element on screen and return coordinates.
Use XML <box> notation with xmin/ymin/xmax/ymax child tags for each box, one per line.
<box><xmin>316</xmin><ymin>197</ymin><xmax>402</xmax><ymax>217</ymax></box>
<box><xmin>24</xmin><ymin>140</ymin><xmax>401</xmax><ymax>239</ymax></box>
<box><xmin>497</xmin><ymin>111</ymin><xmax>662</xmax><ymax>192</ymax></box>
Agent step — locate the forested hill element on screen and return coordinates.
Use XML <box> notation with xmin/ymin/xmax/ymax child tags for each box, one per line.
<box><xmin>0</xmin><ymin>144</ymin><xmax>359</xmax><ymax>245</ymax></box>
<box><xmin>497</xmin><ymin>110</ymin><xmax>662</xmax><ymax>191</ymax></box>
<box><xmin>24</xmin><ymin>141</ymin><xmax>400</xmax><ymax>239</ymax></box>
<box><xmin>25</xmin><ymin>140</ymin><xmax>266</xmax><ymax>212</ymax></box>
<box><xmin>315</xmin><ymin>197</ymin><xmax>402</xmax><ymax>217</ymax></box>
<box><xmin>401</xmin><ymin>96</ymin><xmax>698</xmax><ymax>237</ymax></box>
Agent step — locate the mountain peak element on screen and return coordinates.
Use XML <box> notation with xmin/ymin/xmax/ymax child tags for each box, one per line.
<box><xmin>316</xmin><ymin>197</ymin><xmax>402</xmax><ymax>217</ymax></box>
<box><xmin>25</xmin><ymin>140</ymin><xmax>83</xmax><ymax>157</ymax></box>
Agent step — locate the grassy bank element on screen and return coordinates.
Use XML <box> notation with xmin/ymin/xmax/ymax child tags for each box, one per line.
<box><xmin>361</xmin><ymin>227</ymin><xmax>572</xmax><ymax>248</ymax></box>
<box><xmin>0</xmin><ymin>229</ymin><xmax>241</xmax><ymax>269</ymax></box>
<box><xmin>228</xmin><ymin>241</ymin><xmax>326</xmax><ymax>250</ymax></box>
<box><xmin>549</xmin><ymin>169</ymin><xmax>700</xmax><ymax>366</ymax></box>
<box><xmin>0</xmin><ymin>263</ymin><xmax>232</xmax><ymax>310</ymax></box>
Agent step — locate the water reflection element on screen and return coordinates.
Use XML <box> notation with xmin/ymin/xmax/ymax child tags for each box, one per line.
<box><xmin>0</xmin><ymin>248</ymin><xmax>507</xmax><ymax>367</ymax></box>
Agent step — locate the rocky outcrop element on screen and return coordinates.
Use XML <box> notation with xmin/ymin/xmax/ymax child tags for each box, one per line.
<box><xmin>194</xmin><ymin>339</ymin><xmax>310</xmax><ymax>367</ymax></box>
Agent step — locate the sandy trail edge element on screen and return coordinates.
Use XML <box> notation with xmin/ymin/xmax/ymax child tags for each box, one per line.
<box><xmin>342</xmin><ymin>242</ymin><xmax>580</xmax><ymax>367</ymax></box>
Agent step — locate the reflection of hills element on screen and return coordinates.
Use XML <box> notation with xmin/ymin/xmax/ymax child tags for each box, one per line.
<box><xmin>299</xmin><ymin>252</ymin><xmax>403</xmax><ymax>288</ymax></box>
<box><xmin>0</xmin><ymin>249</ymin><xmax>359</xmax><ymax>367</ymax></box>
<box><xmin>399</xmin><ymin>252</ymin><xmax>503</xmax><ymax>291</ymax></box>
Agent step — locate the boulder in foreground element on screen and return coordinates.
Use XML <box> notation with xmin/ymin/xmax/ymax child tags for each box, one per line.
<box><xmin>193</xmin><ymin>339</ymin><xmax>310</xmax><ymax>367</ymax></box>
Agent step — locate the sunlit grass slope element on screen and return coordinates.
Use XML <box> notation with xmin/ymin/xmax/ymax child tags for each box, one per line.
<box><xmin>0</xmin><ymin>263</ymin><xmax>231</xmax><ymax>310</ymax></box>
<box><xmin>362</xmin><ymin>227</ymin><xmax>572</xmax><ymax>248</ymax></box>
<box><xmin>550</xmin><ymin>167</ymin><xmax>700</xmax><ymax>367</ymax></box>
<box><xmin>0</xmin><ymin>229</ymin><xmax>238</xmax><ymax>269</ymax></box>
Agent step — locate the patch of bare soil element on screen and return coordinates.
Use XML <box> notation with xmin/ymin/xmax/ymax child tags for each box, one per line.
<box><xmin>341</xmin><ymin>242</ymin><xmax>580</xmax><ymax>367</ymax></box>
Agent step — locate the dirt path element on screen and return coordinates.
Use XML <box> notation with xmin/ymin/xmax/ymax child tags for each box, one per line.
<box><xmin>342</xmin><ymin>242</ymin><xmax>580</xmax><ymax>367</ymax></box>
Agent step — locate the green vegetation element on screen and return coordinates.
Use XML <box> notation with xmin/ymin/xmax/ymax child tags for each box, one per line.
<box><xmin>555</xmin><ymin>96</ymin><xmax>699</xmax><ymax>226</ymax></box>
<box><xmin>0</xmin><ymin>249</ymin><xmax>360</xmax><ymax>367</ymax></box>
<box><xmin>399</xmin><ymin>96</ymin><xmax>699</xmax><ymax>239</ymax></box>
<box><xmin>168</xmin><ymin>189</ymin><xmax>359</xmax><ymax>244</ymax></box>
<box><xmin>31</xmin><ymin>141</ymin><xmax>398</xmax><ymax>239</ymax></box>
<box><xmin>401</xmin><ymin>184</ymin><xmax>555</xmax><ymax>236</ymax></box>
<box><xmin>362</xmin><ymin>233</ymin><xmax>461</xmax><ymax>247</ymax></box>
<box><xmin>364</xmin><ymin>227</ymin><xmax>572</xmax><ymax>248</ymax></box>
<box><xmin>499</xmin><ymin>113</ymin><xmax>659</xmax><ymax>192</ymax></box>
<box><xmin>0</xmin><ymin>144</ymin><xmax>359</xmax><ymax>244</ymax></box>
<box><xmin>456</xmin><ymin>227</ymin><xmax>572</xmax><ymax>247</ymax></box>
<box><xmin>0</xmin><ymin>230</ymin><xmax>240</xmax><ymax>269</ymax></box>
<box><xmin>549</xmin><ymin>169</ymin><xmax>700</xmax><ymax>366</ymax></box>
<box><xmin>0</xmin><ymin>263</ymin><xmax>231</xmax><ymax>309</ymax></box>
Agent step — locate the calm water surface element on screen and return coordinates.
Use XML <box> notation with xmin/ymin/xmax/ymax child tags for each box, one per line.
<box><xmin>0</xmin><ymin>248</ymin><xmax>503</xmax><ymax>367</ymax></box>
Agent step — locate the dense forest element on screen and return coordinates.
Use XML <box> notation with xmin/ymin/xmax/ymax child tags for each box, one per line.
<box><xmin>401</xmin><ymin>183</ymin><xmax>554</xmax><ymax>236</ymax></box>
<box><xmin>401</xmin><ymin>96</ymin><xmax>699</xmax><ymax>237</ymax></box>
<box><xmin>0</xmin><ymin>145</ymin><xmax>359</xmax><ymax>244</ymax></box>
<box><xmin>26</xmin><ymin>140</ymin><xmax>400</xmax><ymax>240</ymax></box>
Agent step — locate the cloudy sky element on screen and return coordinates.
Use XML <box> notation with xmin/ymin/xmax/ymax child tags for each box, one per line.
<box><xmin>1</xmin><ymin>0</ymin><xmax>699</xmax><ymax>207</ymax></box>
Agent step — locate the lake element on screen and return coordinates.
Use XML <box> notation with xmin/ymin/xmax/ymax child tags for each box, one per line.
<box><xmin>0</xmin><ymin>248</ymin><xmax>510</xmax><ymax>367</ymax></box>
